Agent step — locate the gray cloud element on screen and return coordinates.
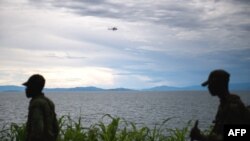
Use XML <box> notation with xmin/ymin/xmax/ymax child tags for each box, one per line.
<box><xmin>27</xmin><ymin>0</ymin><xmax>250</xmax><ymax>36</ymax></box>
<box><xmin>240</xmin><ymin>24</ymin><xmax>250</xmax><ymax>31</ymax></box>
<box><xmin>45</xmin><ymin>53</ymin><xmax>87</xmax><ymax>60</ymax></box>
<box><xmin>27</xmin><ymin>0</ymin><xmax>206</xmax><ymax>29</ymax></box>
<box><xmin>215</xmin><ymin>0</ymin><xmax>250</xmax><ymax>4</ymax></box>
<box><xmin>232</xmin><ymin>0</ymin><xmax>250</xmax><ymax>4</ymax></box>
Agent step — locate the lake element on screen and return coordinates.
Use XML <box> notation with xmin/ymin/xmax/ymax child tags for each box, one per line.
<box><xmin>0</xmin><ymin>91</ymin><xmax>249</xmax><ymax>130</ymax></box>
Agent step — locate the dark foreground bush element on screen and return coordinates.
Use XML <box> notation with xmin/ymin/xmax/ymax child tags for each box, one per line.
<box><xmin>0</xmin><ymin>114</ymin><xmax>192</xmax><ymax>141</ymax></box>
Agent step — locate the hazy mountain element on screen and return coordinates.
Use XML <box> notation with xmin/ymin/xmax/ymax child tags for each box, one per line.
<box><xmin>44</xmin><ymin>86</ymin><xmax>104</xmax><ymax>92</ymax></box>
<box><xmin>229</xmin><ymin>83</ymin><xmax>250</xmax><ymax>91</ymax></box>
<box><xmin>0</xmin><ymin>85</ymin><xmax>25</xmax><ymax>92</ymax></box>
<box><xmin>107</xmin><ymin>88</ymin><xmax>134</xmax><ymax>91</ymax></box>
<box><xmin>143</xmin><ymin>85</ymin><xmax>182</xmax><ymax>91</ymax></box>
<box><xmin>143</xmin><ymin>83</ymin><xmax>250</xmax><ymax>91</ymax></box>
<box><xmin>0</xmin><ymin>83</ymin><xmax>250</xmax><ymax>92</ymax></box>
<box><xmin>0</xmin><ymin>86</ymin><xmax>132</xmax><ymax>92</ymax></box>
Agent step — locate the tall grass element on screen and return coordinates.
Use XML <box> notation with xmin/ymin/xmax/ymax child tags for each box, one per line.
<box><xmin>0</xmin><ymin>123</ymin><xmax>26</xmax><ymax>141</ymax></box>
<box><xmin>0</xmin><ymin>115</ymin><xmax>193</xmax><ymax>141</ymax></box>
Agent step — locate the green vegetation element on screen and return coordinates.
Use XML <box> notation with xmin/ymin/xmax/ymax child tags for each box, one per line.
<box><xmin>0</xmin><ymin>114</ymin><xmax>193</xmax><ymax>141</ymax></box>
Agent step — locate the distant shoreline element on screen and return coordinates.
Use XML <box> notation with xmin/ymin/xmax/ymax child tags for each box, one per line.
<box><xmin>1</xmin><ymin>83</ymin><xmax>250</xmax><ymax>92</ymax></box>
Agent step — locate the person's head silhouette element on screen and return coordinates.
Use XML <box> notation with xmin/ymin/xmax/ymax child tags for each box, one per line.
<box><xmin>202</xmin><ymin>69</ymin><xmax>230</xmax><ymax>97</ymax></box>
<box><xmin>23</xmin><ymin>74</ymin><xmax>45</xmax><ymax>98</ymax></box>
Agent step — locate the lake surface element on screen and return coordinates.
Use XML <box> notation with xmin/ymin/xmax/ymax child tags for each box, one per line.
<box><xmin>0</xmin><ymin>91</ymin><xmax>249</xmax><ymax>130</ymax></box>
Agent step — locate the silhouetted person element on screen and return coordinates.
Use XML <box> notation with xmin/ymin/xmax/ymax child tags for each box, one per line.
<box><xmin>190</xmin><ymin>70</ymin><xmax>250</xmax><ymax>141</ymax></box>
<box><xmin>23</xmin><ymin>74</ymin><xmax>59</xmax><ymax>141</ymax></box>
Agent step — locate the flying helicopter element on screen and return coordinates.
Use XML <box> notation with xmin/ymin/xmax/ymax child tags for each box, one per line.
<box><xmin>108</xmin><ymin>27</ymin><xmax>118</xmax><ymax>31</ymax></box>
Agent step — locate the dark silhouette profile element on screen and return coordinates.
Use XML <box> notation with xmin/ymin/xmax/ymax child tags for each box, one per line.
<box><xmin>190</xmin><ymin>70</ymin><xmax>250</xmax><ymax>141</ymax></box>
<box><xmin>23</xmin><ymin>74</ymin><xmax>59</xmax><ymax>141</ymax></box>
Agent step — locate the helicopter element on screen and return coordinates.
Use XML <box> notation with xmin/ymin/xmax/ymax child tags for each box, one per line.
<box><xmin>108</xmin><ymin>27</ymin><xmax>118</xmax><ymax>31</ymax></box>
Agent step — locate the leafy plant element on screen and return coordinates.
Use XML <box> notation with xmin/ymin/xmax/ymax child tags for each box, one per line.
<box><xmin>0</xmin><ymin>115</ymin><xmax>193</xmax><ymax>141</ymax></box>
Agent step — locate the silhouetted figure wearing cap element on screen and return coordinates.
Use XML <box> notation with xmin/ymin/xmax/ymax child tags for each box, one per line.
<box><xmin>190</xmin><ymin>70</ymin><xmax>250</xmax><ymax>141</ymax></box>
<box><xmin>23</xmin><ymin>74</ymin><xmax>59</xmax><ymax>141</ymax></box>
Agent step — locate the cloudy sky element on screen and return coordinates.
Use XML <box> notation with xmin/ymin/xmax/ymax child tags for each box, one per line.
<box><xmin>0</xmin><ymin>0</ymin><xmax>250</xmax><ymax>89</ymax></box>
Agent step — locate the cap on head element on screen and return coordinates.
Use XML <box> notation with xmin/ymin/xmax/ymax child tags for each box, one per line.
<box><xmin>22</xmin><ymin>74</ymin><xmax>45</xmax><ymax>90</ymax></box>
<box><xmin>202</xmin><ymin>70</ymin><xmax>230</xmax><ymax>87</ymax></box>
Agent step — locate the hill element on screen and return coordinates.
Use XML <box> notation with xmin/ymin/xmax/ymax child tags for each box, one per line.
<box><xmin>143</xmin><ymin>82</ymin><xmax>250</xmax><ymax>91</ymax></box>
<box><xmin>0</xmin><ymin>82</ymin><xmax>250</xmax><ymax>92</ymax></box>
<box><xmin>0</xmin><ymin>85</ymin><xmax>25</xmax><ymax>92</ymax></box>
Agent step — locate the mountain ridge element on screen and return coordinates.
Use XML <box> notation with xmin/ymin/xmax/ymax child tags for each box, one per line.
<box><xmin>0</xmin><ymin>82</ymin><xmax>250</xmax><ymax>92</ymax></box>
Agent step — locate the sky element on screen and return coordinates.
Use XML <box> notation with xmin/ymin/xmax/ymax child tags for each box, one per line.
<box><xmin>0</xmin><ymin>0</ymin><xmax>250</xmax><ymax>89</ymax></box>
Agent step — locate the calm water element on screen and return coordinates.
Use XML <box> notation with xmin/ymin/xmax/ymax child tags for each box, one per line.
<box><xmin>0</xmin><ymin>91</ymin><xmax>249</xmax><ymax>130</ymax></box>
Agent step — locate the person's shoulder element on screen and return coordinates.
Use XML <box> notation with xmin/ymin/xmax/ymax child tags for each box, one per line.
<box><xmin>228</xmin><ymin>94</ymin><xmax>240</xmax><ymax>99</ymax></box>
<box><xmin>30</xmin><ymin>96</ymin><xmax>48</xmax><ymax>107</ymax></box>
<box><xmin>227</xmin><ymin>94</ymin><xmax>243</xmax><ymax>103</ymax></box>
<box><xmin>225</xmin><ymin>94</ymin><xmax>245</xmax><ymax>109</ymax></box>
<box><xmin>43</xmin><ymin>95</ymin><xmax>55</xmax><ymax>105</ymax></box>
